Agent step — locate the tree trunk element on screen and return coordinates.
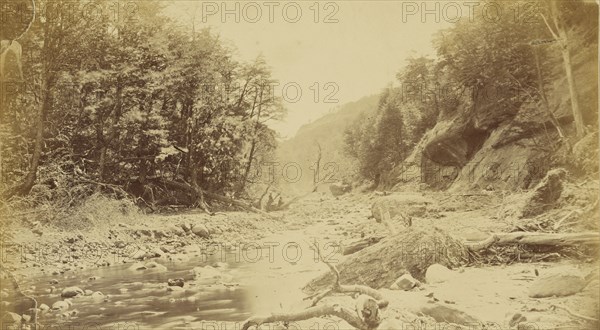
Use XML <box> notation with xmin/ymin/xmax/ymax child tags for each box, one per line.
<box><xmin>239</xmin><ymin>88</ymin><xmax>263</xmax><ymax>193</ymax></box>
<box><xmin>551</xmin><ymin>0</ymin><xmax>585</xmax><ymax>139</ymax></box>
<box><xmin>532</xmin><ymin>47</ymin><xmax>569</xmax><ymax>149</ymax></box>
<box><xmin>560</xmin><ymin>46</ymin><xmax>585</xmax><ymax>139</ymax></box>
<box><xmin>1</xmin><ymin>80</ymin><xmax>51</xmax><ymax>199</ymax></box>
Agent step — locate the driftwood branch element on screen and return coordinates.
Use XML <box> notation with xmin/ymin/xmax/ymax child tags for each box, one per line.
<box><xmin>241</xmin><ymin>241</ymin><xmax>388</xmax><ymax>330</ymax></box>
<box><xmin>494</xmin><ymin>231</ymin><xmax>600</xmax><ymax>246</ymax></box>
<box><xmin>551</xmin><ymin>304</ymin><xmax>600</xmax><ymax>323</ymax></box>
<box><xmin>466</xmin><ymin>231</ymin><xmax>599</xmax><ymax>252</ymax></box>
<box><xmin>241</xmin><ymin>304</ymin><xmax>368</xmax><ymax>330</ymax></box>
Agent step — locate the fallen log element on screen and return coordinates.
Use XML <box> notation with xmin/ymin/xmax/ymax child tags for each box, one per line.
<box><xmin>155</xmin><ymin>178</ymin><xmax>277</xmax><ymax>219</ymax></box>
<box><xmin>305</xmin><ymin>228</ymin><xmax>469</xmax><ymax>292</ymax></box>
<box><xmin>494</xmin><ymin>232</ymin><xmax>600</xmax><ymax>247</ymax></box>
<box><xmin>203</xmin><ymin>191</ymin><xmax>277</xmax><ymax>219</ymax></box>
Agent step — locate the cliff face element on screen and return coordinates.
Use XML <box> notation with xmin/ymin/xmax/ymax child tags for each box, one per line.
<box><xmin>388</xmin><ymin>47</ymin><xmax>598</xmax><ymax>192</ymax></box>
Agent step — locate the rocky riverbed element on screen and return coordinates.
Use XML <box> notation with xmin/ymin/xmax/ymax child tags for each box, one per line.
<box><xmin>2</xmin><ymin>191</ymin><xmax>599</xmax><ymax>329</ymax></box>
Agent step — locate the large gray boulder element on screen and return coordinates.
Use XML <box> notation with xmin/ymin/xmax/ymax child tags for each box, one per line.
<box><xmin>528</xmin><ymin>274</ymin><xmax>586</xmax><ymax>298</ymax></box>
<box><xmin>61</xmin><ymin>286</ymin><xmax>84</xmax><ymax>298</ymax></box>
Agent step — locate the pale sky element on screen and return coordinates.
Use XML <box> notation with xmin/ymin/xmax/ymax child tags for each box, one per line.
<box><xmin>166</xmin><ymin>1</ymin><xmax>452</xmax><ymax>138</ymax></box>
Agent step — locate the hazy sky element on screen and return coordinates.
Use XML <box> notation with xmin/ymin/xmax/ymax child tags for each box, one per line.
<box><xmin>166</xmin><ymin>1</ymin><xmax>451</xmax><ymax>138</ymax></box>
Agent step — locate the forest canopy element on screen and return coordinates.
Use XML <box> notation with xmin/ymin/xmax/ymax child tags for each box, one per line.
<box><xmin>0</xmin><ymin>0</ymin><xmax>285</xmax><ymax>210</ymax></box>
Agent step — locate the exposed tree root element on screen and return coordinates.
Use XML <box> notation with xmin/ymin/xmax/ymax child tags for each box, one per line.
<box><xmin>241</xmin><ymin>304</ymin><xmax>368</xmax><ymax>330</ymax></box>
<box><xmin>241</xmin><ymin>241</ymin><xmax>388</xmax><ymax>330</ymax></box>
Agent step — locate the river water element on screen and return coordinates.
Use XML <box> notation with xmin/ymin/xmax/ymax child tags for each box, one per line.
<box><xmin>16</xmin><ymin>230</ymin><xmax>331</xmax><ymax>329</ymax></box>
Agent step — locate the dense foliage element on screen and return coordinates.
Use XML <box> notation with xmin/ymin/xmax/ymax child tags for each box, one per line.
<box><xmin>0</xmin><ymin>0</ymin><xmax>285</xmax><ymax>207</ymax></box>
<box><xmin>344</xmin><ymin>0</ymin><xmax>598</xmax><ymax>186</ymax></box>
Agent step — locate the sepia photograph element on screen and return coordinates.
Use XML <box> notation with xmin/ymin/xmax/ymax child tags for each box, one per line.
<box><xmin>0</xmin><ymin>0</ymin><xmax>599</xmax><ymax>329</ymax></box>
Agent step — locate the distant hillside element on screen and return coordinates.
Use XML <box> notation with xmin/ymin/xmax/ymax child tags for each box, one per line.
<box><xmin>277</xmin><ymin>95</ymin><xmax>379</xmax><ymax>194</ymax></box>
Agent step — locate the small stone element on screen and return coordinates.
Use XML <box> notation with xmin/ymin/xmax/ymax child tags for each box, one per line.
<box><xmin>426</xmin><ymin>264</ymin><xmax>455</xmax><ymax>284</ymax></box>
<box><xmin>39</xmin><ymin>304</ymin><xmax>50</xmax><ymax>312</ymax></box>
<box><xmin>191</xmin><ymin>224</ymin><xmax>210</xmax><ymax>238</ymax></box>
<box><xmin>167</xmin><ymin>286</ymin><xmax>184</xmax><ymax>292</ymax></box>
<box><xmin>84</xmin><ymin>290</ymin><xmax>93</xmax><ymax>296</ymax></box>
<box><xmin>144</xmin><ymin>261</ymin><xmax>167</xmax><ymax>272</ymax></box>
<box><xmin>61</xmin><ymin>286</ymin><xmax>84</xmax><ymax>298</ymax></box>
<box><xmin>91</xmin><ymin>292</ymin><xmax>104</xmax><ymax>301</ymax></box>
<box><xmin>390</xmin><ymin>274</ymin><xmax>419</xmax><ymax>291</ymax></box>
<box><xmin>51</xmin><ymin>301</ymin><xmax>70</xmax><ymax>312</ymax></box>
<box><xmin>167</xmin><ymin>278</ymin><xmax>184</xmax><ymax>287</ymax></box>
<box><xmin>49</xmin><ymin>279</ymin><xmax>59</xmax><ymax>285</ymax></box>
<box><xmin>168</xmin><ymin>225</ymin><xmax>185</xmax><ymax>236</ymax></box>
<box><xmin>180</xmin><ymin>224</ymin><xmax>191</xmax><ymax>232</ymax></box>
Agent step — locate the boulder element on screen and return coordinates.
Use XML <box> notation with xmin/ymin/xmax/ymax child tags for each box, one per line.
<box><xmin>425</xmin><ymin>264</ymin><xmax>455</xmax><ymax>284</ymax></box>
<box><xmin>39</xmin><ymin>303</ymin><xmax>50</xmax><ymax>312</ymax></box>
<box><xmin>461</xmin><ymin>228</ymin><xmax>491</xmax><ymax>242</ymax></box>
<box><xmin>2</xmin><ymin>312</ymin><xmax>22</xmax><ymax>323</ymax></box>
<box><xmin>51</xmin><ymin>301</ymin><xmax>70</xmax><ymax>312</ymax></box>
<box><xmin>191</xmin><ymin>224</ymin><xmax>210</xmax><ymax>238</ymax></box>
<box><xmin>419</xmin><ymin>304</ymin><xmax>480</xmax><ymax>325</ymax></box>
<box><xmin>91</xmin><ymin>291</ymin><xmax>104</xmax><ymax>301</ymax></box>
<box><xmin>168</xmin><ymin>225</ymin><xmax>185</xmax><ymax>236</ymax></box>
<box><xmin>528</xmin><ymin>274</ymin><xmax>586</xmax><ymax>298</ymax></box>
<box><xmin>329</xmin><ymin>182</ymin><xmax>351</xmax><ymax>196</ymax></box>
<box><xmin>167</xmin><ymin>278</ymin><xmax>184</xmax><ymax>287</ymax></box>
<box><xmin>390</xmin><ymin>274</ymin><xmax>419</xmax><ymax>291</ymax></box>
<box><xmin>61</xmin><ymin>287</ymin><xmax>84</xmax><ymax>298</ymax></box>
<box><xmin>371</xmin><ymin>193</ymin><xmax>434</xmax><ymax>221</ymax></box>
